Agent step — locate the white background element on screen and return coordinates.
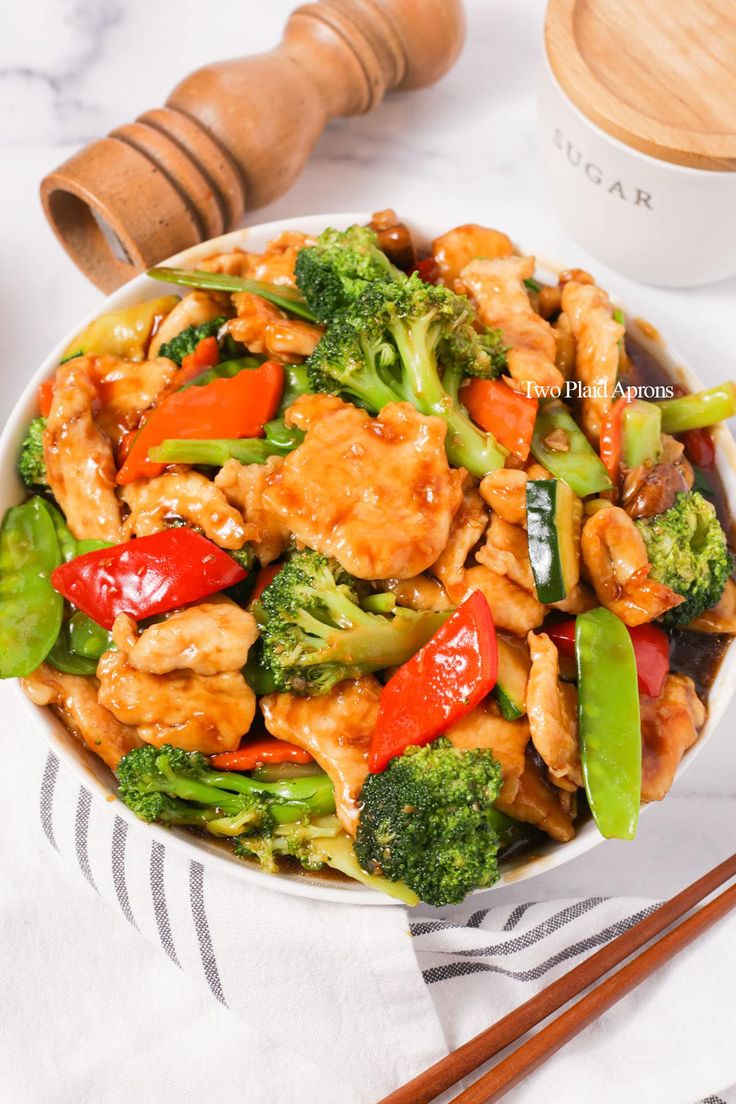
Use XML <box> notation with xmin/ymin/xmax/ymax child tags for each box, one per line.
<box><xmin>1</xmin><ymin>0</ymin><xmax>735</xmax><ymax>1094</ymax></box>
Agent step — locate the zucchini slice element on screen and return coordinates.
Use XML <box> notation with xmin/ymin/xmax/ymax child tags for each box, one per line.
<box><xmin>526</xmin><ymin>479</ymin><xmax>580</xmax><ymax>604</ymax></box>
<box><xmin>494</xmin><ymin>633</ymin><xmax>531</xmax><ymax>721</ymax></box>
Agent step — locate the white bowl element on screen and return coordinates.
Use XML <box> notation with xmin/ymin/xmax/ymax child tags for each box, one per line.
<box><xmin>3</xmin><ymin>211</ymin><xmax>736</xmax><ymax>906</ymax></box>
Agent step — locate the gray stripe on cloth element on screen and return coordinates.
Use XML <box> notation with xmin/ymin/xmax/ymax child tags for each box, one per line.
<box><xmin>700</xmin><ymin>1097</ymin><xmax>727</xmax><ymax>1103</ymax></box>
<box><xmin>74</xmin><ymin>787</ymin><xmax>97</xmax><ymax>891</ymax></box>
<box><xmin>150</xmin><ymin>842</ymin><xmax>181</xmax><ymax>968</ymax></box>
<box><xmin>422</xmin><ymin>904</ymin><xmax>659</xmax><ymax>985</ymax></box>
<box><xmin>413</xmin><ymin>898</ymin><xmax>605</xmax><ymax>957</ymax></box>
<box><xmin>39</xmin><ymin>752</ymin><xmax>59</xmax><ymax>851</ymax></box>
<box><xmin>503</xmin><ymin>901</ymin><xmax>538</xmax><ymax>931</ymax></box>
<box><xmin>189</xmin><ymin>861</ymin><xmax>227</xmax><ymax>1006</ymax></box>
<box><xmin>111</xmin><ymin>817</ymin><xmax>137</xmax><ymax>929</ymax></box>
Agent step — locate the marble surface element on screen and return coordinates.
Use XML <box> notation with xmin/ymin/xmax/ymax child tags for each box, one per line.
<box><xmin>2</xmin><ymin>0</ymin><xmax>735</xmax><ymax>904</ymax></box>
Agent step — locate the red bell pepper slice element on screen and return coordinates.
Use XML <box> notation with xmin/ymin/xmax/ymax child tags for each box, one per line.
<box><xmin>210</xmin><ymin>739</ymin><xmax>313</xmax><ymax>772</ymax></box>
<box><xmin>38</xmin><ymin>378</ymin><xmax>55</xmax><ymax>417</ymax></box>
<box><xmin>117</xmin><ymin>359</ymin><xmax>284</xmax><ymax>485</ymax></box>
<box><xmin>51</xmin><ymin>528</ymin><xmax>246</xmax><ymax>630</ymax></box>
<box><xmin>409</xmin><ymin>257</ymin><xmax>441</xmax><ymax>285</ymax></box>
<box><xmin>368</xmin><ymin>591</ymin><xmax>498</xmax><ymax>774</ymax></box>
<box><xmin>681</xmin><ymin>427</ymin><xmax>715</xmax><ymax>469</ymax></box>
<box><xmin>461</xmin><ymin>378</ymin><xmax>538</xmax><ymax>461</ymax></box>
<box><xmin>545</xmin><ymin>618</ymin><xmax>669</xmax><ymax>698</ymax></box>
<box><xmin>598</xmin><ymin>389</ymin><xmax>636</xmax><ymax>490</ymax></box>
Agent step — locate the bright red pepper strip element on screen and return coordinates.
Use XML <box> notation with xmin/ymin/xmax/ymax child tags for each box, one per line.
<box><xmin>117</xmin><ymin>359</ymin><xmax>284</xmax><ymax>484</ymax></box>
<box><xmin>545</xmin><ymin>618</ymin><xmax>669</xmax><ymax>698</ymax></box>
<box><xmin>461</xmin><ymin>378</ymin><xmax>538</xmax><ymax>461</ymax></box>
<box><xmin>409</xmin><ymin>256</ymin><xmax>441</xmax><ymax>285</ymax></box>
<box><xmin>250</xmin><ymin>562</ymin><xmax>282</xmax><ymax>604</ymax></box>
<box><xmin>368</xmin><ymin>591</ymin><xmax>498</xmax><ymax>774</ymax></box>
<box><xmin>210</xmin><ymin>739</ymin><xmax>313</xmax><ymax>772</ymax></box>
<box><xmin>681</xmin><ymin>427</ymin><xmax>715</xmax><ymax>469</ymax></box>
<box><xmin>598</xmin><ymin>390</ymin><xmax>636</xmax><ymax>490</ymax></box>
<box><xmin>51</xmin><ymin>528</ymin><xmax>246</xmax><ymax>630</ymax></box>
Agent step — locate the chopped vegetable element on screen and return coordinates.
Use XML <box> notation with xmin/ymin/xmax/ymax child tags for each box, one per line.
<box><xmin>250</xmin><ymin>563</ymin><xmax>282</xmax><ymax>604</ymax></box>
<box><xmin>177</xmin><ymin>354</ymin><xmax>264</xmax><ymax>391</ymax></box>
<box><xmin>117</xmin><ymin>359</ymin><xmax>284</xmax><ymax>484</ymax></box>
<box><xmin>51</xmin><ymin>528</ymin><xmax>247</xmax><ymax>630</ymax></box>
<box><xmin>531</xmin><ymin>401</ymin><xmax>612</xmax><ymax>497</ymax></box>
<box><xmin>461</xmin><ymin>378</ymin><xmax>538</xmax><ymax>460</ymax></box>
<box><xmin>61</xmin><ymin>296</ymin><xmax>179</xmax><ymax>361</ymax></box>
<box><xmin>575</xmin><ymin>607</ymin><xmax>641</xmax><ymax>840</ymax></box>
<box><xmin>598</xmin><ymin>393</ymin><xmax>631</xmax><ymax>487</ymax></box>
<box><xmin>148</xmin><ymin>434</ymin><xmax>296</xmax><ymax>467</ymax></box>
<box><xmin>621</xmin><ymin>400</ymin><xmax>663</xmax><ymax>469</ymax></box>
<box><xmin>148</xmin><ymin>267</ymin><xmax>316</xmax><ymax>321</ymax></box>
<box><xmin>636</xmin><ymin>490</ymin><xmax>733</xmax><ymax>626</ymax></box>
<box><xmin>657</xmin><ymin>382</ymin><xmax>736</xmax><ymax>434</ymax></box>
<box><xmin>157</xmin><ymin>320</ymin><xmax>225</xmax><ymax>366</ymax></box>
<box><xmin>493</xmin><ymin>633</ymin><xmax>531</xmax><ymax>720</ymax></box>
<box><xmin>681</xmin><ymin>428</ymin><xmax>715</xmax><ymax>468</ymax></box>
<box><xmin>37</xmin><ymin>379</ymin><xmax>54</xmax><ymax>417</ymax></box>
<box><xmin>210</xmin><ymin>740</ymin><xmax>314</xmax><ymax>772</ymax></box>
<box><xmin>546</xmin><ymin>618</ymin><xmax>670</xmax><ymax>698</ymax></box>
<box><xmin>17</xmin><ymin>417</ymin><xmax>48</xmax><ymax>490</ymax></box>
<box><xmin>294</xmin><ymin>224</ymin><xmax>402</xmax><ymax>322</ymax></box>
<box><xmin>356</xmin><ymin>737</ymin><xmax>504</xmax><ymax>906</ymax></box>
<box><xmin>369</xmin><ymin>591</ymin><xmax>498</xmax><ymax>773</ymax></box>
<box><xmin>526</xmin><ymin>479</ymin><xmax>579</xmax><ymax>604</ymax></box>
<box><xmin>0</xmin><ymin>497</ymin><xmax>63</xmax><ymax>677</ymax></box>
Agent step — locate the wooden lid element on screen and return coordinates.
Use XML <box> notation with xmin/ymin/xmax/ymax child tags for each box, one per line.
<box><xmin>545</xmin><ymin>0</ymin><xmax>736</xmax><ymax>170</ymax></box>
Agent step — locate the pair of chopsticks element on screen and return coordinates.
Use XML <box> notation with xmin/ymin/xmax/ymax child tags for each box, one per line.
<box><xmin>379</xmin><ymin>854</ymin><xmax>736</xmax><ymax>1104</ymax></box>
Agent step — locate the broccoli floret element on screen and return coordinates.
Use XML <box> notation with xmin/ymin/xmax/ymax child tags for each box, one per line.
<box><xmin>307</xmin><ymin>275</ymin><xmax>507</xmax><ymax>475</ymax></box>
<box><xmin>228</xmin><ymin>545</ymin><xmax>255</xmax><ymax>572</ymax></box>
<box><xmin>18</xmin><ymin>417</ymin><xmax>48</xmax><ymax>489</ymax></box>
<box><xmin>258</xmin><ymin>548</ymin><xmax>448</xmax><ymax>695</ymax></box>
<box><xmin>116</xmin><ymin>744</ymin><xmax>336</xmax><ymax>858</ymax></box>
<box><xmin>157</xmin><ymin>317</ymin><xmax>226</xmax><ymax>365</ymax></box>
<box><xmin>636</xmin><ymin>490</ymin><xmax>733</xmax><ymax>626</ymax></box>
<box><xmin>295</xmin><ymin>225</ymin><xmax>403</xmax><ymax>322</ymax></box>
<box><xmin>440</xmin><ymin>323</ymin><xmax>507</xmax><ymax>382</ymax></box>
<box><xmin>354</xmin><ymin>738</ymin><xmax>504</xmax><ymax>906</ymax></box>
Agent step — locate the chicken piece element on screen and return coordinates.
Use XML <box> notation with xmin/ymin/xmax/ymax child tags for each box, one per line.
<box><xmin>148</xmin><ymin>291</ymin><xmax>226</xmax><ymax>358</ymax></box>
<box><xmin>21</xmin><ymin>664</ymin><xmax>142</xmax><ymax>771</ymax></box>
<box><xmin>524</xmin><ymin>459</ymin><xmax>553</xmax><ymax>480</ymax></box>
<box><xmin>459</xmin><ymin>256</ymin><xmax>564</xmax><ymax>393</ymax></box>
<box><xmin>430</xmin><ymin>486</ymin><xmax>489</xmax><ymax>598</ymax></box>
<box><xmin>97</xmin><ymin>651</ymin><xmax>254</xmax><ymax>754</ymax></box>
<box><xmin>199</xmin><ymin>231</ymin><xmax>316</xmax><ymax>285</ymax></box>
<box><xmin>384</xmin><ymin>574</ymin><xmax>454</xmax><ymax>612</ymax></box>
<box><xmin>581</xmin><ymin>506</ymin><xmax>683</xmax><ymax>626</ymax></box>
<box><xmin>431</xmin><ymin>223</ymin><xmax>513</xmax><ymax>287</ymax></box>
<box><xmin>497</xmin><ymin>751</ymin><xmax>576</xmax><ymax>842</ymax></box>
<box><xmin>44</xmin><ymin>357</ymin><xmax>122</xmax><ymax>542</ymax></box>
<box><xmin>447</xmin><ymin>699</ymin><xmax>530</xmax><ymax>804</ymax></box>
<box><xmin>263</xmin><ymin>397</ymin><xmax>464</xmax><ymax>579</ymax></box>
<box><xmin>549</xmin><ymin>581</ymin><xmax>599</xmax><ymax>614</ymax></box>
<box><xmin>121</xmin><ymin>470</ymin><xmax>248</xmax><ymax>549</ymax></box>
<box><xmin>640</xmin><ymin>674</ymin><xmax>705</xmax><ymax>801</ymax></box>
<box><xmin>479</xmin><ymin>469</ymin><xmax>528</xmax><ymax>527</ymax></box>
<box><xmin>455</xmin><ymin>566</ymin><xmax>546</xmax><ymax>635</ymax></box>
<box><xmin>553</xmin><ymin>311</ymin><xmax>576</xmax><ymax>378</ymax></box>
<box><xmin>224</xmin><ymin>292</ymin><xmax>323</xmax><ymax>360</ymax></box>
<box><xmin>687</xmin><ymin>578</ymin><xmax>736</xmax><ymax>633</ymax></box>
<box><xmin>285</xmin><ymin>392</ymin><xmax>345</xmax><ymax>431</ymax></box>
<box><xmin>215</xmin><ymin>457</ymin><xmax>291</xmax><ymax>565</ymax></box>
<box><xmin>261</xmin><ymin>677</ymin><xmax>381</xmax><ymax>834</ymax></box>
<box><xmin>91</xmin><ymin>354</ymin><xmax>178</xmax><ymax>445</ymax></box>
<box><xmin>561</xmin><ymin>280</ymin><xmax>624</xmax><ymax>442</ymax></box>
<box><xmin>526</xmin><ymin>632</ymin><xmax>583</xmax><ymax>791</ymax></box>
<box><xmin>477</xmin><ymin>513</ymin><xmax>536</xmax><ymax>593</ymax></box>
<box><xmin>112</xmin><ymin>599</ymin><xmax>259</xmax><ymax>676</ymax></box>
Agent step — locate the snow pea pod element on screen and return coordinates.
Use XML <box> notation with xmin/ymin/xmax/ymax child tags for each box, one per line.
<box><xmin>47</xmin><ymin>611</ymin><xmax>113</xmax><ymax>676</ymax></box>
<box><xmin>38</xmin><ymin>499</ymin><xmax>77</xmax><ymax>562</ymax></box>
<box><xmin>0</xmin><ymin>497</ymin><xmax>63</xmax><ymax>677</ymax></box>
<box><xmin>47</xmin><ymin>629</ymin><xmax>98</xmax><ymax>675</ymax></box>
<box><xmin>575</xmin><ymin>607</ymin><xmax>641</xmax><ymax>840</ymax></box>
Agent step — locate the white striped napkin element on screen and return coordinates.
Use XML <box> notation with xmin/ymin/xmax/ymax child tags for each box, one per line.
<box><xmin>3</xmin><ymin>696</ymin><xmax>736</xmax><ymax>1104</ymax></box>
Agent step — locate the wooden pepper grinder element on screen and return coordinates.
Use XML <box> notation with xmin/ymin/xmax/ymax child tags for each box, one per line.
<box><xmin>41</xmin><ymin>0</ymin><xmax>465</xmax><ymax>292</ymax></box>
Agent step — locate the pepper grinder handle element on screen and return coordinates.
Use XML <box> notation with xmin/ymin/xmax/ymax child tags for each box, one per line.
<box><xmin>41</xmin><ymin>0</ymin><xmax>465</xmax><ymax>292</ymax></box>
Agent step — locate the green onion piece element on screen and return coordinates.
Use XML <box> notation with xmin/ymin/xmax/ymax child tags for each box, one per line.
<box><xmin>657</xmin><ymin>383</ymin><xmax>736</xmax><ymax>434</ymax></box>
<box><xmin>148</xmin><ymin>267</ymin><xmax>317</xmax><ymax>322</ymax></box>
<box><xmin>524</xmin><ymin>277</ymin><xmax>542</xmax><ymax>293</ymax></box>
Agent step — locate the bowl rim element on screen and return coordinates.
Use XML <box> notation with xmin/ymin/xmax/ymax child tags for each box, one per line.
<box><xmin>3</xmin><ymin>210</ymin><xmax>736</xmax><ymax>907</ymax></box>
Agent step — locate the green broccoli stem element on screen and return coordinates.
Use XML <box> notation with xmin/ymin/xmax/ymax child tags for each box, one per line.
<box><xmin>657</xmin><ymin>382</ymin><xmax>736</xmax><ymax>434</ymax></box>
<box><xmin>153</xmin><ymin>766</ymin><xmax>336</xmax><ymax>822</ymax></box>
<box><xmin>389</xmin><ymin>316</ymin><xmax>507</xmax><ymax>475</ymax></box>
<box><xmin>153</xmin><ymin>798</ymin><xmax>261</xmax><ymax>835</ymax></box>
<box><xmin>147</xmin><ymin>267</ymin><xmax>317</xmax><ymax>321</ymax></box>
<box><xmin>299</xmin><ymin>584</ymin><xmax>448</xmax><ymax>671</ymax></box>
<box><xmin>149</xmin><ymin>438</ymin><xmax>286</xmax><ymax>467</ymax></box>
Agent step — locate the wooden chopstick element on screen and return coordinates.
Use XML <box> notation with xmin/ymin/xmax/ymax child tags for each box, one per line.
<box><xmin>378</xmin><ymin>854</ymin><xmax>736</xmax><ymax>1104</ymax></box>
<box><xmin>451</xmin><ymin>875</ymin><xmax>736</xmax><ymax>1104</ymax></box>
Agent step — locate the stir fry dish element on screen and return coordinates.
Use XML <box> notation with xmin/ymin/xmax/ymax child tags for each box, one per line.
<box><xmin>6</xmin><ymin>211</ymin><xmax>736</xmax><ymax>906</ymax></box>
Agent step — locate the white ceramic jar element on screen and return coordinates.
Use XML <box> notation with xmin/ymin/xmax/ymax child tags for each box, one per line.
<box><xmin>539</xmin><ymin>0</ymin><xmax>736</xmax><ymax>288</ymax></box>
